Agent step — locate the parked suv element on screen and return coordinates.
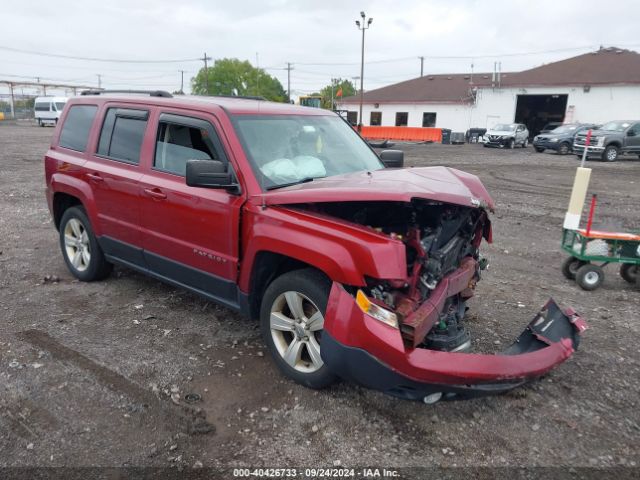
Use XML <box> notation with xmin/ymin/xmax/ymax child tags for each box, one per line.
<box><xmin>45</xmin><ymin>91</ymin><xmax>585</xmax><ymax>402</ymax></box>
<box><xmin>533</xmin><ymin>123</ymin><xmax>597</xmax><ymax>155</ymax></box>
<box><xmin>483</xmin><ymin>123</ymin><xmax>529</xmax><ymax>149</ymax></box>
<box><xmin>573</xmin><ymin>120</ymin><xmax>640</xmax><ymax>162</ymax></box>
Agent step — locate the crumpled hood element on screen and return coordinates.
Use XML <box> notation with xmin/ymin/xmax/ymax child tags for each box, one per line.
<box><xmin>253</xmin><ymin>166</ymin><xmax>495</xmax><ymax>211</ymax></box>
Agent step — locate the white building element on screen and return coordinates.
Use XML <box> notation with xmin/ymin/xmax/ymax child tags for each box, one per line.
<box><xmin>337</xmin><ymin>47</ymin><xmax>640</xmax><ymax>136</ymax></box>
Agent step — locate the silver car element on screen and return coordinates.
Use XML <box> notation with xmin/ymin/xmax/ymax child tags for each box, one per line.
<box><xmin>483</xmin><ymin>123</ymin><xmax>529</xmax><ymax>149</ymax></box>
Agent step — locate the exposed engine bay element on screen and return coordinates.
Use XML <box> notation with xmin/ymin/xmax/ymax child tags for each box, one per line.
<box><xmin>291</xmin><ymin>199</ymin><xmax>492</xmax><ymax>352</ymax></box>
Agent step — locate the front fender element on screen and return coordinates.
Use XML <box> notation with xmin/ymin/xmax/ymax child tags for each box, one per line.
<box><xmin>238</xmin><ymin>204</ymin><xmax>407</xmax><ymax>290</ymax></box>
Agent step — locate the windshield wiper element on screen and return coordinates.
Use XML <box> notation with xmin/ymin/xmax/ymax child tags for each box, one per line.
<box><xmin>266</xmin><ymin>176</ymin><xmax>326</xmax><ymax>191</ymax></box>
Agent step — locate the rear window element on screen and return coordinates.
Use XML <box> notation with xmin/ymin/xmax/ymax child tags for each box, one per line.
<box><xmin>98</xmin><ymin>108</ymin><xmax>149</xmax><ymax>164</ymax></box>
<box><xmin>59</xmin><ymin>105</ymin><xmax>98</xmax><ymax>152</ymax></box>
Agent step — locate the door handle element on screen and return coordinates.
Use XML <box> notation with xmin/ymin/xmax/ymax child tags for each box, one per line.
<box><xmin>86</xmin><ymin>173</ymin><xmax>103</xmax><ymax>182</ymax></box>
<box><xmin>144</xmin><ymin>188</ymin><xmax>167</xmax><ymax>200</ymax></box>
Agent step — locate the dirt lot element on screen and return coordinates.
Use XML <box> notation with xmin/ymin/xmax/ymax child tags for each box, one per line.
<box><xmin>1</xmin><ymin>123</ymin><xmax>639</xmax><ymax>475</ymax></box>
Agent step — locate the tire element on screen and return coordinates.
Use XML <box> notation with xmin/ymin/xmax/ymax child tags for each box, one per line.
<box><xmin>575</xmin><ymin>264</ymin><xmax>604</xmax><ymax>291</ymax></box>
<box><xmin>558</xmin><ymin>143</ymin><xmax>570</xmax><ymax>155</ymax></box>
<box><xmin>522</xmin><ymin>138</ymin><xmax>529</xmax><ymax>148</ymax></box>
<box><xmin>508</xmin><ymin>138</ymin><xmax>515</xmax><ymax>149</ymax></box>
<box><xmin>59</xmin><ymin>206</ymin><xmax>112</xmax><ymax>281</ymax></box>
<box><xmin>260</xmin><ymin>268</ymin><xmax>338</xmax><ymax>389</ymax></box>
<box><xmin>602</xmin><ymin>145</ymin><xmax>619</xmax><ymax>162</ymax></box>
<box><xmin>620</xmin><ymin>264</ymin><xmax>639</xmax><ymax>284</ymax></box>
<box><xmin>535</xmin><ymin>147</ymin><xmax>545</xmax><ymax>153</ymax></box>
<box><xmin>561</xmin><ymin>256</ymin><xmax>586</xmax><ymax>280</ymax></box>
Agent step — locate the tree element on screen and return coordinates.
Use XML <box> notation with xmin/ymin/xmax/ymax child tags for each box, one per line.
<box><xmin>191</xmin><ymin>58</ymin><xmax>287</xmax><ymax>102</ymax></box>
<box><xmin>318</xmin><ymin>79</ymin><xmax>356</xmax><ymax>110</ymax></box>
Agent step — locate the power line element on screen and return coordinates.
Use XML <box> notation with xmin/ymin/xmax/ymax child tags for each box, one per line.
<box><xmin>0</xmin><ymin>45</ymin><xmax>201</xmax><ymax>64</ymax></box>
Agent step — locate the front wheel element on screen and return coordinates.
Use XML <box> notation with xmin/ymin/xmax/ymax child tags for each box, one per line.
<box><xmin>508</xmin><ymin>139</ymin><xmax>515</xmax><ymax>149</ymax></box>
<box><xmin>59</xmin><ymin>206</ymin><xmax>112</xmax><ymax>281</ymax></box>
<box><xmin>260</xmin><ymin>269</ymin><xmax>338</xmax><ymax>389</ymax></box>
<box><xmin>620</xmin><ymin>264</ymin><xmax>639</xmax><ymax>284</ymax></box>
<box><xmin>575</xmin><ymin>264</ymin><xmax>604</xmax><ymax>291</ymax></box>
<box><xmin>535</xmin><ymin>147</ymin><xmax>544</xmax><ymax>153</ymax></box>
<box><xmin>602</xmin><ymin>145</ymin><xmax>619</xmax><ymax>162</ymax></box>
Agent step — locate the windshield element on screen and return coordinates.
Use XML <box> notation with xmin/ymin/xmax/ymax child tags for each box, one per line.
<box><xmin>552</xmin><ymin>125</ymin><xmax>578</xmax><ymax>134</ymax></box>
<box><xmin>600</xmin><ymin>121</ymin><xmax>631</xmax><ymax>132</ymax></box>
<box><xmin>233</xmin><ymin>114</ymin><xmax>384</xmax><ymax>190</ymax></box>
<box><xmin>493</xmin><ymin>124</ymin><xmax>515</xmax><ymax>131</ymax></box>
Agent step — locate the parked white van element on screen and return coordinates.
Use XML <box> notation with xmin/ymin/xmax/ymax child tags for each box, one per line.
<box><xmin>34</xmin><ymin>96</ymin><xmax>68</xmax><ymax>126</ymax></box>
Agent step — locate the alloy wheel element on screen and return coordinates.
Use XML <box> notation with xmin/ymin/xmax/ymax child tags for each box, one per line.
<box><xmin>63</xmin><ymin>218</ymin><xmax>91</xmax><ymax>272</ymax></box>
<box><xmin>269</xmin><ymin>291</ymin><xmax>324</xmax><ymax>373</ymax></box>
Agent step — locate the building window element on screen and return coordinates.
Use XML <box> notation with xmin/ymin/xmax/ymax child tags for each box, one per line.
<box><xmin>346</xmin><ymin>111</ymin><xmax>358</xmax><ymax>126</ymax></box>
<box><xmin>422</xmin><ymin>112</ymin><xmax>437</xmax><ymax>127</ymax></box>
<box><xmin>370</xmin><ymin>112</ymin><xmax>382</xmax><ymax>126</ymax></box>
<box><xmin>395</xmin><ymin>112</ymin><xmax>408</xmax><ymax>127</ymax></box>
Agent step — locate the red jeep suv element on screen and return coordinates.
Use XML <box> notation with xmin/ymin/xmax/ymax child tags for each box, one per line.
<box><xmin>45</xmin><ymin>91</ymin><xmax>586</xmax><ymax>402</ymax></box>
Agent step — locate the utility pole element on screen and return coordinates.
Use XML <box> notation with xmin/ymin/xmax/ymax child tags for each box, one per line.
<box><xmin>419</xmin><ymin>56</ymin><xmax>424</xmax><ymax>77</ymax></box>
<box><xmin>286</xmin><ymin>62</ymin><xmax>293</xmax><ymax>103</ymax></box>
<box><xmin>200</xmin><ymin>53</ymin><xmax>212</xmax><ymax>95</ymax></box>
<box><xmin>355</xmin><ymin>11</ymin><xmax>373</xmax><ymax>131</ymax></box>
<box><xmin>178</xmin><ymin>70</ymin><xmax>185</xmax><ymax>94</ymax></box>
<box><xmin>97</xmin><ymin>74</ymin><xmax>102</xmax><ymax>90</ymax></box>
<box><xmin>9</xmin><ymin>82</ymin><xmax>15</xmax><ymax>119</ymax></box>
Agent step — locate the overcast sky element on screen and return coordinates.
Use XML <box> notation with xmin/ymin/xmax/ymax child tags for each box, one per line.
<box><xmin>1</xmin><ymin>0</ymin><xmax>639</xmax><ymax>98</ymax></box>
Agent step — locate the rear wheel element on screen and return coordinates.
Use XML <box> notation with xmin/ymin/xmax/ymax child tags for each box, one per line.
<box><xmin>558</xmin><ymin>143</ymin><xmax>570</xmax><ymax>155</ymax></box>
<box><xmin>602</xmin><ymin>145</ymin><xmax>619</xmax><ymax>162</ymax></box>
<box><xmin>522</xmin><ymin>138</ymin><xmax>529</xmax><ymax>148</ymax></box>
<box><xmin>59</xmin><ymin>206</ymin><xmax>112</xmax><ymax>281</ymax></box>
<box><xmin>260</xmin><ymin>268</ymin><xmax>338</xmax><ymax>389</ymax></box>
<box><xmin>620</xmin><ymin>264</ymin><xmax>639</xmax><ymax>284</ymax></box>
<box><xmin>562</xmin><ymin>256</ymin><xmax>586</xmax><ymax>280</ymax></box>
<box><xmin>575</xmin><ymin>264</ymin><xmax>604</xmax><ymax>291</ymax></box>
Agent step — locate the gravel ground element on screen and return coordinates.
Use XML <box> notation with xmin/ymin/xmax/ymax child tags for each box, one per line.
<box><xmin>0</xmin><ymin>123</ymin><xmax>639</xmax><ymax>476</ymax></box>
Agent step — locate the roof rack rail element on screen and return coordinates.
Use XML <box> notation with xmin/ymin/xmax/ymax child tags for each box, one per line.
<box><xmin>80</xmin><ymin>89</ymin><xmax>173</xmax><ymax>98</ymax></box>
<box><xmin>211</xmin><ymin>94</ymin><xmax>266</xmax><ymax>101</ymax></box>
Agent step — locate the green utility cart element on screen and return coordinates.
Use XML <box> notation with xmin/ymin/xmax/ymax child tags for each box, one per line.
<box><xmin>561</xmin><ymin>228</ymin><xmax>640</xmax><ymax>290</ymax></box>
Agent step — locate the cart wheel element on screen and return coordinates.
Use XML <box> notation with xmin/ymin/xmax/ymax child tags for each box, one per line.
<box><xmin>576</xmin><ymin>264</ymin><xmax>604</xmax><ymax>291</ymax></box>
<box><xmin>620</xmin><ymin>264</ymin><xmax>639</xmax><ymax>284</ymax></box>
<box><xmin>561</xmin><ymin>256</ymin><xmax>586</xmax><ymax>280</ymax></box>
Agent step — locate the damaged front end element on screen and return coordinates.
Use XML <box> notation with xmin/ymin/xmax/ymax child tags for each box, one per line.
<box><xmin>293</xmin><ymin>198</ymin><xmax>587</xmax><ymax>401</ymax></box>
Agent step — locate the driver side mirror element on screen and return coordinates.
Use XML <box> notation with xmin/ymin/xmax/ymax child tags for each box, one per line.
<box><xmin>186</xmin><ymin>159</ymin><xmax>240</xmax><ymax>192</ymax></box>
<box><xmin>379</xmin><ymin>149</ymin><xmax>404</xmax><ymax>168</ymax></box>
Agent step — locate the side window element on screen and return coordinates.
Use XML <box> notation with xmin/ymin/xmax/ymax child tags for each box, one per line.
<box><xmin>59</xmin><ymin>105</ymin><xmax>98</xmax><ymax>152</ymax></box>
<box><xmin>629</xmin><ymin>123</ymin><xmax>640</xmax><ymax>136</ymax></box>
<box><xmin>153</xmin><ymin>117</ymin><xmax>218</xmax><ymax>176</ymax></box>
<box><xmin>35</xmin><ymin>102</ymin><xmax>49</xmax><ymax>112</ymax></box>
<box><xmin>97</xmin><ymin>108</ymin><xmax>148</xmax><ymax>164</ymax></box>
